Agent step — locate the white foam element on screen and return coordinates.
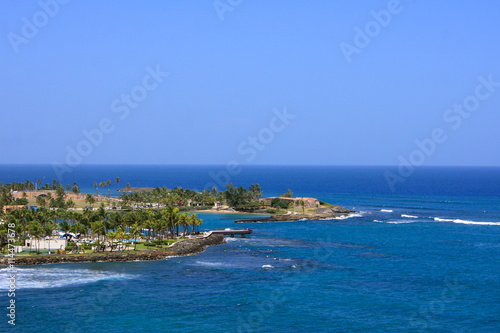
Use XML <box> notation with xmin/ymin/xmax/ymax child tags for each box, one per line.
<box><xmin>194</xmin><ymin>261</ymin><xmax>229</xmax><ymax>268</ymax></box>
<box><xmin>323</xmin><ymin>213</ymin><xmax>363</xmax><ymax>220</ymax></box>
<box><xmin>381</xmin><ymin>209</ymin><xmax>393</xmax><ymax>213</ymax></box>
<box><xmin>434</xmin><ymin>217</ymin><xmax>455</xmax><ymax>222</ymax></box>
<box><xmin>373</xmin><ymin>219</ymin><xmax>418</xmax><ymax>224</ymax></box>
<box><xmin>434</xmin><ymin>217</ymin><xmax>500</xmax><ymax>226</ymax></box>
<box><xmin>262</xmin><ymin>265</ymin><xmax>274</xmax><ymax>269</ymax></box>
<box><xmin>163</xmin><ymin>255</ymin><xmax>183</xmax><ymax>259</ymax></box>
<box><xmin>387</xmin><ymin>220</ymin><xmax>418</xmax><ymax>224</ymax></box>
<box><xmin>401</xmin><ymin>214</ymin><xmax>418</xmax><ymax>218</ymax></box>
<box><xmin>451</xmin><ymin>219</ymin><xmax>500</xmax><ymax>226</ymax></box>
<box><xmin>0</xmin><ymin>267</ymin><xmax>133</xmax><ymax>290</ymax></box>
<box><xmin>224</xmin><ymin>237</ymin><xmax>241</xmax><ymax>242</ymax></box>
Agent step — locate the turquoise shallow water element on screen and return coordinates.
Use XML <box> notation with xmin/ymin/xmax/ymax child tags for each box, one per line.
<box><xmin>0</xmin><ymin>165</ymin><xmax>499</xmax><ymax>332</ymax></box>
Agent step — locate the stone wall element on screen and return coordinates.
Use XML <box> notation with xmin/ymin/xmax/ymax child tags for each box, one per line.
<box><xmin>0</xmin><ymin>234</ymin><xmax>225</xmax><ymax>266</ymax></box>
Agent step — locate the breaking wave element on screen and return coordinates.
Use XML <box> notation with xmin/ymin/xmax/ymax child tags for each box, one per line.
<box><xmin>0</xmin><ymin>267</ymin><xmax>133</xmax><ymax>290</ymax></box>
<box><xmin>322</xmin><ymin>213</ymin><xmax>363</xmax><ymax>220</ymax></box>
<box><xmin>434</xmin><ymin>217</ymin><xmax>500</xmax><ymax>226</ymax></box>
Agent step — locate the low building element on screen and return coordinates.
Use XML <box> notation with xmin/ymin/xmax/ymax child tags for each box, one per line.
<box><xmin>2</xmin><ymin>205</ymin><xmax>25</xmax><ymax>213</ymax></box>
<box><xmin>24</xmin><ymin>237</ymin><xmax>67</xmax><ymax>251</ymax></box>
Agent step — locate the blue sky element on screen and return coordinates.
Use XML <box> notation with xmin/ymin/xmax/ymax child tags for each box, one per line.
<box><xmin>1</xmin><ymin>0</ymin><xmax>499</xmax><ymax>166</ymax></box>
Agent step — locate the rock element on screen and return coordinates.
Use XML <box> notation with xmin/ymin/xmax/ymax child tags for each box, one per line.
<box><xmin>316</xmin><ymin>206</ymin><xmax>355</xmax><ymax>214</ymax></box>
<box><xmin>330</xmin><ymin>206</ymin><xmax>355</xmax><ymax>214</ymax></box>
<box><xmin>0</xmin><ymin>234</ymin><xmax>226</xmax><ymax>266</ymax></box>
<box><xmin>235</xmin><ymin>205</ymin><xmax>355</xmax><ymax>223</ymax></box>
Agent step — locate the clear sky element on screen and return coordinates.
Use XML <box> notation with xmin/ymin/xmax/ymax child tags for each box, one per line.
<box><xmin>1</xmin><ymin>0</ymin><xmax>499</xmax><ymax>166</ymax></box>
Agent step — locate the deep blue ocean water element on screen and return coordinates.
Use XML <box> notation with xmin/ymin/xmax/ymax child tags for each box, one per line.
<box><xmin>0</xmin><ymin>165</ymin><xmax>499</xmax><ymax>332</ymax></box>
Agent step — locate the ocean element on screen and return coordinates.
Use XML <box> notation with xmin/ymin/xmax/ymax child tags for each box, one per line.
<box><xmin>0</xmin><ymin>165</ymin><xmax>499</xmax><ymax>332</ymax></box>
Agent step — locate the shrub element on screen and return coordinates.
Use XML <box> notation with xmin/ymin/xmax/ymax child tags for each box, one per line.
<box><xmin>14</xmin><ymin>198</ymin><xmax>28</xmax><ymax>205</ymax></box>
<box><xmin>271</xmin><ymin>198</ymin><xmax>291</xmax><ymax>209</ymax></box>
<box><xmin>234</xmin><ymin>202</ymin><xmax>261</xmax><ymax>211</ymax></box>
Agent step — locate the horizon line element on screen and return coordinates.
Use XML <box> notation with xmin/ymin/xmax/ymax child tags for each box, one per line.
<box><xmin>1</xmin><ymin>163</ymin><xmax>500</xmax><ymax>168</ymax></box>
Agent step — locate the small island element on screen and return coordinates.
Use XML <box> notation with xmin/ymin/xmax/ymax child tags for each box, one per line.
<box><xmin>0</xmin><ymin>180</ymin><xmax>353</xmax><ymax>266</ymax></box>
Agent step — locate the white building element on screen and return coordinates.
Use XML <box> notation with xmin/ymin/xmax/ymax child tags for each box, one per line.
<box><xmin>24</xmin><ymin>237</ymin><xmax>67</xmax><ymax>251</ymax></box>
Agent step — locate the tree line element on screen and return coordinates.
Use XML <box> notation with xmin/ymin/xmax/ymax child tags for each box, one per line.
<box><xmin>118</xmin><ymin>183</ymin><xmax>265</xmax><ymax>211</ymax></box>
<box><xmin>0</xmin><ymin>205</ymin><xmax>202</xmax><ymax>253</ymax></box>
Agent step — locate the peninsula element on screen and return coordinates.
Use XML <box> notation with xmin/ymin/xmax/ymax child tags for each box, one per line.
<box><xmin>0</xmin><ymin>180</ymin><xmax>353</xmax><ymax>266</ymax></box>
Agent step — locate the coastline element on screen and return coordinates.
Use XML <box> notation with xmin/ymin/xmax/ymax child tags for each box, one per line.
<box><xmin>0</xmin><ymin>234</ymin><xmax>225</xmax><ymax>266</ymax></box>
<box><xmin>234</xmin><ymin>206</ymin><xmax>355</xmax><ymax>223</ymax></box>
<box><xmin>190</xmin><ymin>209</ymin><xmax>266</xmax><ymax>215</ymax></box>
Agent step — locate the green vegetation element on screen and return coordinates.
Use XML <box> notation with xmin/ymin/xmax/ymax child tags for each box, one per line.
<box><xmin>271</xmin><ymin>198</ymin><xmax>291</xmax><ymax>209</ymax></box>
<box><xmin>222</xmin><ymin>183</ymin><xmax>262</xmax><ymax>211</ymax></box>
<box><xmin>0</xmin><ymin>178</ymin><xmax>306</xmax><ymax>255</ymax></box>
<box><xmin>0</xmin><ymin>180</ymin><xmax>204</xmax><ymax>254</ymax></box>
<box><xmin>279</xmin><ymin>189</ymin><xmax>293</xmax><ymax>198</ymax></box>
<box><xmin>120</xmin><ymin>186</ymin><xmax>220</xmax><ymax>207</ymax></box>
<box><xmin>119</xmin><ymin>183</ymin><xmax>263</xmax><ymax>212</ymax></box>
<box><xmin>0</xmin><ymin>180</ymin><xmax>76</xmax><ymax>209</ymax></box>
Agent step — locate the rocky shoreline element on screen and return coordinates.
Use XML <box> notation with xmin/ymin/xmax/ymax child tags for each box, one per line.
<box><xmin>0</xmin><ymin>234</ymin><xmax>225</xmax><ymax>266</ymax></box>
<box><xmin>234</xmin><ymin>206</ymin><xmax>355</xmax><ymax>223</ymax></box>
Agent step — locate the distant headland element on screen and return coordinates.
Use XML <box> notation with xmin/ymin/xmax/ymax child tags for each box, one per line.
<box><xmin>0</xmin><ymin>180</ymin><xmax>354</xmax><ymax>266</ymax></box>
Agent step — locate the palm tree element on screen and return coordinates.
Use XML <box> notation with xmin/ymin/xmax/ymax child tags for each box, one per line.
<box><xmin>43</xmin><ymin>222</ymin><xmax>57</xmax><ymax>254</ymax></box>
<box><xmin>115</xmin><ymin>177</ymin><xmax>120</xmax><ymax>191</ymax></box>
<box><xmin>106</xmin><ymin>230</ymin><xmax>116</xmax><ymax>251</ymax></box>
<box><xmin>93</xmin><ymin>182</ymin><xmax>98</xmax><ymax>196</ymax></box>
<box><xmin>85</xmin><ymin>194</ymin><xmax>96</xmax><ymax>206</ymax></box>
<box><xmin>36</xmin><ymin>196</ymin><xmax>47</xmax><ymax>208</ymax></box>
<box><xmin>59</xmin><ymin>221</ymin><xmax>71</xmax><ymax>240</ymax></box>
<box><xmin>142</xmin><ymin>218</ymin><xmax>154</xmax><ymax>240</ymax></box>
<box><xmin>70</xmin><ymin>223</ymin><xmax>86</xmax><ymax>239</ymax></box>
<box><xmin>91</xmin><ymin>221</ymin><xmax>106</xmax><ymax>250</ymax></box>
<box><xmin>66</xmin><ymin>199</ymin><xmax>75</xmax><ymax>209</ymax></box>
<box><xmin>28</xmin><ymin>221</ymin><xmax>43</xmax><ymax>254</ymax></box>
<box><xmin>164</xmin><ymin>206</ymin><xmax>179</xmax><ymax>238</ymax></box>
<box><xmin>153</xmin><ymin>218</ymin><xmax>166</xmax><ymax>242</ymax></box>
<box><xmin>99</xmin><ymin>182</ymin><xmax>104</xmax><ymax>197</ymax></box>
<box><xmin>299</xmin><ymin>199</ymin><xmax>305</xmax><ymax>213</ymax></box>
<box><xmin>129</xmin><ymin>224</ymin><xmax>141</xmax><ymax>250</ymax></box>
<box><xmin>188</xmin><ymin>214</ymin><xmax>202</xmax><ymax>234</ymax></box>
<box><xmin>72</xmin><ymin>183</ymin><xmax>80</xmax><ymax>195</ymax></box>
<box><xmin>106</xmin><ymin>180</ymin><xmax>112</xmax><ymax>197</ymax></box>
<box><xmin>177</xmin><ymin>212</ymin><xmax>189</xmax><ymax>236</ymax></box>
